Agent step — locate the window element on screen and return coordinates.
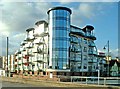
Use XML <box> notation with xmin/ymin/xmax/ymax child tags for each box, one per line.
<box><xmin>84</xmin><ymin>55</ymin><xmax>87</xmax><ymax>60</ymax></box>
<box><xmin>83</xmin><ymin>64</ymin><xmax>87</xmax><ymax>69</ymax></box>
<box><xmin>49</xmin><ymin>66</ymin><xmax>52</xmax><ymax>69</ymax></box>
<box><xmin>84</xmin><ymin>47</ymin><xmax>87</xmax><ymax>52</ymax></box>
<box><xmin>32</xmin><ymin>71</ymin><xmax>34</xmax><ymax>74</ymax></box>
<box><xmin>78</xmin><ymin>66</ymin><xmax>81</xmax><ymax>69</ymax></box>
<box><xmin>43</xmin><ymin>71</ymin><xmax>46</xmax><ymax>75</ymax></box>
<box><xmin>84</xmin><ymin>39</ymin><xmax>87</xmax><ymax>44</ymax></box>
<box><xmin>77</xmin><ymin>63</ymin><xmax>81</xmax><ymax>69</ymax></box>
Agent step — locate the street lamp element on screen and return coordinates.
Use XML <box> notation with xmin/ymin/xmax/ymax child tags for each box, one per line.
<box><xmin>103</xmin><ymin>40</ymin><xmax>110</xmax><ymax>77</ymax></box>
<box><xmin>6</xmin><ymin>37</ymin><xmax>9</xmax><ymax>77</ymax></box>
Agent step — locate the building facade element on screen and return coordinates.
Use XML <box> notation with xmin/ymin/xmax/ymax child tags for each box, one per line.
<box><xmin>109</xmin><ymin>58</ymin><xmax>120</xmax><ymax>77</ymax></box>
<box><xmin>2</xmin><ymin>55</ymin><xmax>15</xmax><ymax>76</ymax></box>
<box><xmin>4</xmin><ymin>7</ymin><xmax>108</xmax><ymax>78</ymax></box>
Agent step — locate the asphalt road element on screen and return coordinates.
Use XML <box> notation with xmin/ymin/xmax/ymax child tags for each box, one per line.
<box><xmin>2</xmin><ymin>81</ymin><xmax>39</xmax><ymax>87</ymax></box>
<box><xmin>1</xmin><ymin>81</ymin><xmax>119</xmax><ymax>89</ymax></box>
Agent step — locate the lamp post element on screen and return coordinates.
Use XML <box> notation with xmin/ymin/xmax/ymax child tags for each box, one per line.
<box><xmin>103</xmin><ymin>40</ymin><xmax>109</xmax><ymax>77</ymax></box>
<box><xmin>6</xmin><ymin>37</ymin><xmax>9</xmax><ymax>77</ymax></box>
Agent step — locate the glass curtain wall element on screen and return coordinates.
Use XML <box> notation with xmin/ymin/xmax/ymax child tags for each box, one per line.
<box><xmin>48</xmin><ymin>7</ymin><xmax>71</xmax><ymax>69</ymax></box>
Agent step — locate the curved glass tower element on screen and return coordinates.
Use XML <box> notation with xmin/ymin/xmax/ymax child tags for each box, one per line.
<box><xmin>47</xmin><ymin>7</ymin><xmax>72</xmax><ymax>69</ymax></box>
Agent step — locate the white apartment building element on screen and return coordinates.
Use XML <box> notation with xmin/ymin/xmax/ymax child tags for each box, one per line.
<box><xmin>12</xmin><ymin>6</ymin><xmax>107</xmax><ymax>78</ymax></box>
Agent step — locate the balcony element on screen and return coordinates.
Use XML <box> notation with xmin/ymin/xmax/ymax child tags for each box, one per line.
<box><xmin>33</xmin><ymin>57</ymin><xmax>44</xmax><ymax>63</ymax></box>
<box><xmin>86</xmin><ymin>34</ymin><xmax>96</xmax><ymax>40</ymax></box>
<box><xmin>70</xmin><ymin>48</ymin><xmax>81</xmax><ymax>53</ymax></box>
<box><xmin>70</xmin><ymin>48</ymin><xmax>75</xmax><ymax>52</ymax></box>
<box><xmin>70</xmin><ymin>37</ymin><xmax>78</xmax><ymax>44</ymax></box>
<box><xmin>76</xmin><ymin>49</ymin><xmax>81</xmax><ymax>53</ymax></box>
<box><xmin>15</xmin><ymin>67</ymin><xmax>19</xmax><ymax>70</ymax></box>
<box><xmin>23</xmin><ymin>55</ymin><xmax>29</xmax><ymax>59</ymax></box>
<box><xmin>28</xmin><ymin>58</ymin><xmax>32</xmax><ymax>63</ymax></box>
<box><xmin>18</xmin><ymin>56</ymin><xmax>22</xmax><ymax>60</ymax></box>
<box><xmin>88</xmin><ymin>68</ymin><xmax>92</xmax><ymax>72</ymax></box>
<box><xmin>28</xmin><ymin>67</ymin><xmax>32</xmax><ymax>71</ymax></box>
<box><xmin>23</xmin><ymin>65</ymin><xmax>28</xmax><ymax>70</ymax></box>
<box><xmin>88</xmin><ymin>51</ymin><xmax>97</xmax><ymax>55</ymax></box>
<box><xmin>14</xmin><ymin>62</ymin><xmax>18</xmax><ymax>65</ymax></box>
<box><xmin>70</xmin><ymin>25</ymin><xmax>85</xmax><ymax>37</ymax></box>
<box><xmin>88</xmin><ymin>42</ymin><xmax>96</xmax><ymax>47</ymax></box>
<box><xmin>20</xmin><ymin>41</ymin><xmax>27</xmax><ymax>46</ymax></box>
<box><xmin>22</xmin><ymin>48</ymin><xmax>26</xmax><ymax>51</ymax></box>
<box><xmin>37</xmin><ymin>59</ymin><xmax>44</xmax><ymax>63</ymax></box>
<box><xmin>70</xmin><ymin>40</ymin><xmax>78</xmax><ymax>44</ymax></box>
<box><xmin>20</xmin><ymin>47</ymin><xmax>26</xmax><ymax>51</ymax></box>
<box><xmin>88</xmin><ymin>59</ymin><xmax>93</xmax><ymax>63</ymax></box>
<box><xmin>26</xmin><ymin>46</ymin><xmax>33</xmax><ymax>49</ymax></box>
<box><xmin>70</xmin><ymin>31</ymin><xmax>84</xmax><ymax>37</ymax></box>
<box><xmin>27</xmin><ymin>53</ymin><xmax>34</xmax><ymax>57</ymax></box>
<box><xmin>25</xmin><ymin>43</ymin><xmax>34</xmax><ymax>49</ymax></box>
<box><xmin>23</xmin><ymin>63</ymin><xmax>29</xmax><ymax>66</ymax></box>
<box><xmin>24</xmin><ymin>37</ymin><xmax>35</xmax><ymax>42</ymax></box>
<box><xmin>32</xmin><ymin>48</ymin><xmax>38</xmax><ymax>53</ymax></box>
<box><xmin>32</xmin><ymin>48</ymin><xmax>47</xmax><ymax>54</ymax></box>
<box><xmin>18</xmin><ymin>54</ymin><xmax>22</xmax><ymax>57</ymax></box>
<box><xmin>34</xmin><ymin>31</ymin><xmax>48</xmax><ymax>37</ymax></box>
<box><xmin>75</xmin><ymin>59</ymin><xmax>81</xmax><ymax>62</ymax></box>
<box><xmin>34</xmin><ymin>39</ymin><xmax>44</xmax><ymax>45</ymax></box>
<box><xmin>17</xmin><ymin>51</ymin><xmax>21</xmax><ymax>54</ymax></box>
<box><xmin>22</xmin><ymin>59</ymin><xmax>27</xmax><ymax>63</ymax></box>
<box><xmin>33</xmin><ymin>33</ymin><xmax>40</xmax><ymax>37</ymax></box>
<box><xmin>18</xmin><ymin>60</ymin><xmax>22</xmax><ymax>65</ymax></box>
<box><xmin>40</xmin><ymin>32</ymin><xmax>48</xmax><ymax>37</ymax></box>
<box><xmin>28</xmin><ymin>61</ymin><xmax>34</xmax><ymax>65</ymax></box>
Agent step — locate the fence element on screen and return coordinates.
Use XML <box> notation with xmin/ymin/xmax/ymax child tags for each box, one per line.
<box><xmin>58</xmin><ymin>76</ymin><xmax>120</xmax><ymax>86</ymax></box>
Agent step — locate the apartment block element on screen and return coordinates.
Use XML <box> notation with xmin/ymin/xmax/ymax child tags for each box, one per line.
<box><xmin>2</xmin><ymin>55</ymin><xmax>15</xmax><ymax>76</ymax></box>
<box><xmin>12</xmin><ymin>7</ymin><xmax>108</xmax><ymax>78</ymax></box>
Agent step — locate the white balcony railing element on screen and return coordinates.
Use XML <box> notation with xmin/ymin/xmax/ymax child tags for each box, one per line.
<box><xmin>23</xmin><ymin>59</ymin><xmax>27</xmax><ymax>63</ymax></box>
<box><xmin>18</xmin><ymin>60</ymin><xmax>22</xmax><ymax>65</ymax></box>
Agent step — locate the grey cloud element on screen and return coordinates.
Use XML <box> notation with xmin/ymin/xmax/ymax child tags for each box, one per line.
<box><xmin>0</xmin><ymin>2</ymin><xmax>116</xmax><ymax>56</ymax></box>
<box><xmin>1</xmin><ymin>2</ymin><xmax>52</xmax><ymax>55</ymax></box>
<box><xmin>2</xmin><ymin>2</ymin><xmax>51</xmax><ymax>34</ymax></box>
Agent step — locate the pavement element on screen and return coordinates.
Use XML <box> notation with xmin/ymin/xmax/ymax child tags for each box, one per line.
<box><xmin>1</xmin><ymin>77</ymin><xmax>120</xmax><ymax>89</ymax></box>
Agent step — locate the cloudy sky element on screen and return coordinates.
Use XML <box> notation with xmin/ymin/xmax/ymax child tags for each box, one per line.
<box><xmin>0</xmin><ymin>0</ymin><xmax>119</xmax><ymax>58</ymax></box>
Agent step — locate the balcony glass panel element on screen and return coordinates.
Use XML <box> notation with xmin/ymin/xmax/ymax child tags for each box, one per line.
<box><xmin>88</xmin><ymin>41</ymin><xmax>95</xmax><ymax>47</ymax></box>
<box><xmin>70</xmin><ymin>36</ymin><xmax>78</xmax><ymax>43</ymax></box>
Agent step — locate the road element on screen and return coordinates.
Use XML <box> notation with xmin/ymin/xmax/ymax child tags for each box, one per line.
<box><xmin>1</xmin><ymin>81</ymin><xmax>119</xmax><ymax>89</ymax></box>
<box><xmin>1</xmin><ymin>81</ymin><xmax>40</xmax><ymax>87</ymax></box>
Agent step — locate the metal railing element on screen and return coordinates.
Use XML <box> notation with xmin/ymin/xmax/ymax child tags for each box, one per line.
<box><xmin>58</xmin><ymin>76</ymin><xmax>120</xmax><ymax>86</ymax></box>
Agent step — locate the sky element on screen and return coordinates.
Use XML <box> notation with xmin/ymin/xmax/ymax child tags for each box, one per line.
<box><xmin>0</xmin><ymin>0</ymin><xmax>119</xmax><ymax>58</ymax></box>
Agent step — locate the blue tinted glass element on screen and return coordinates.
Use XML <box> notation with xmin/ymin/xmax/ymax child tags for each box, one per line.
<box><xmin>59</xmin><ymin>51</ymin><xmax>63</xmax><ymax>58</ymax></box>
<box><xmin>63</xmin><ymin>51</ymin><xmax>67</xmax><ymax>58</ymax></box>
<box><xmin>64</xmin><ymin>20</ymin><xmax>67</xmax><ymax>26</ymax></box>
<box><xmin>59</xmin><ymin>30</ymin><xmax>63</xmax><ymax>37</ymax></box>
<box><xmin>63</xmin><ymin>30</ymin><xmax>67</xmax><ymax>37</ymax></box>
<box><xmin>63</xmin><ymin>40</ymin><xmax>67</xmax><ymax>47</ymax></box>
<box><xmin>59</xmin><ymin>20</ymin><xmax>62</xmax><ymax>27</ymax></box>
<box><xmin>59</xmin><ymin>10</ymin><xmax>62</xmax><ymax>17</ymax></box>
<box><xmin>63</xmin><ymin>62</ymin><xmax>67</xmax><ymax>68</ymax></box>
<box><xmin>55</xmin><ymin>30</ymin><xmax>59</xmax><ymax>37</ymax></box>
<box><xmin>59</xmin><ymin>59</ymin><xmax>63</xmax><ymax>69</ymax></box>
<box><xmin>49</xmin><ymin>9</ymin><xmax>71</xmax><ymax>69</ymax></box>
<box><xmin>56</xmin><ymin>10</ymin><xmax>59</xmax><ymax>16</ymax></box>
<box><xmin>59</xmin><ymin>40</ymin><xmax>63</xmax><ymax>48</ymax></box>
<box><xmin>63</xmin><ymin>10</ymin><xmax>67</xmax><ymax>17</ymax></box>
